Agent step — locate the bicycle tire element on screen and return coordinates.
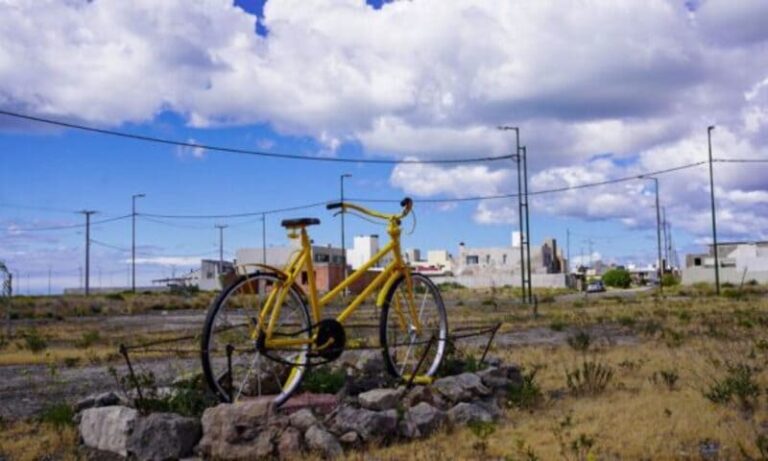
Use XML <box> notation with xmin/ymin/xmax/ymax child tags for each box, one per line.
<box><xmin>201</xmin><ymin>271</ymin><xmax>311</xmax><ymax>406</ymax></box>
<box><xmin>379</xmin><ymin>273</ymin><xmax>448</xmax><ymax>380</ymax></box>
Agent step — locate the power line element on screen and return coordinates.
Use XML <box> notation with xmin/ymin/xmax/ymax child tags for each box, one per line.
<box><xmin>715</xmin><ymin>158</ymin><xmax>768</xmax><ymax>163</ymax></box>
<box><xmin>90</xmin><ymin>239</ymin><xmax>129</xmax><ymax>252</ymax></box>
<box><xmin>0</xmin><ymin>109</ymin><xmax>512</xmax><ymax>165</ymax></box>
<box><xmin>348</xmin><ymin>161</ymin><xmax>707</xmax><ymax>203</ymax></box>
<box><xmin>8</xmin><ymin>214</ymin><xmax>132</xmax><ymax>232</ymax></box>
<box><xmin>140</xmin><ymin>201</ymin><xmax>329</xmax><ymax>219</ymax></box>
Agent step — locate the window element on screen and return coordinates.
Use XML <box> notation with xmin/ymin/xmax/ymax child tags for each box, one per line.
<box><xmin>502</xmin><ymin>254</ymin><xmax>507</xmax><ymax>264</ymax></box>
<box><xmin>314</xmin><ymin>253</ymin><xmax>330</xmax><ymax>263</ymax></box>
<box><xmin>466</xmin><ymin>255</ymin><xmax>479</xmax><ymax>265</ymax></box>
<box><xmin>485</xmin><ymin>255</ymin><xmax>491</xmax><ymax>264</ymax></box>
<box><xmin>694</xmin><ymin>257</ymin><xmax>702</xmax><ymax>266</ymax></box>
<box><xmin>301</xmin><ymin>271</ymin><xmax>308</xmax><ymax>284</ymax></box>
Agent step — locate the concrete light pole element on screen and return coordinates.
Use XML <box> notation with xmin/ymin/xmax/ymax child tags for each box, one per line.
<box><xmin>215</xmin><ymin>224</ymin><xmax>228</xmax><ymax>276</ymax></box>
<box><xmin>648</xmin><ymin>177</ymin><xmax>664</xmax><ymax>294</ymax></box>
<box><xmin>80</xmin><ymin>210</ymin><xmax>97</xmax><ymax>296</ymax></box>
<box><xmin>131</xmin><ymin>193</ymin><xmax>145</xmax><ymax>293</ymax></box>
<box><xmin>340</xmin><ymin>174</ymin><xmax>352</xmax><ymax>291</ymax></box>
<box><xmin>707</xmin><ymin>126</ymin><xmax>721</xmax><ymax>295</ymax></box>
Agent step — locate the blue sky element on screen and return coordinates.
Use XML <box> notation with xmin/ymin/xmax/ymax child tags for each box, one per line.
<box><xmin>1</xmin><ymin>0</ymin><xmax>767</xmax><ymax>293</ymax></box>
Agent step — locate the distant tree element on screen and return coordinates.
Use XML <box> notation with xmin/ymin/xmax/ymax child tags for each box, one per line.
<box><xmin>602</xmin><ymin>268</ymin><xmax>631</xmax><ymax>289</ymax></box>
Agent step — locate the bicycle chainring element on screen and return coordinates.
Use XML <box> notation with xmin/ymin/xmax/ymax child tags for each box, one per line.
<box><xmin>312</xmin><ymin>319</ymin><xmax>346</xmax><ymax>361</ymax></box>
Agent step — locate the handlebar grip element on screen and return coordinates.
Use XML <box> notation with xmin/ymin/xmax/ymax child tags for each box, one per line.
<box><xmin>400</xmin><ymin>197</ymin><xmax>413</xmax><ymax>208</ymax></box>
<box><xmin>326</xmin><ymin>202</ymin><xmax>344</xmax><ymax>210</ymax></box>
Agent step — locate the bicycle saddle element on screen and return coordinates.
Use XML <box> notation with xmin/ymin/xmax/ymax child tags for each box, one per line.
<box><xmin>281</xmin><ymin>218</ymin><xmax>320</xmax><ymax>228</ymax></box>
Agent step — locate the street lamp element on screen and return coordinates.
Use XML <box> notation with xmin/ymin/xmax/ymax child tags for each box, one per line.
<box><xmin>340</xmin><ymin>174</ymin><xmax>352</xmax><ymax>290</ymax></box>
<box><xmin>132</xmin><ymin>193</ymin><xmax>145</xmax><ymax>293</ymax></box>
<box><xmin>707</xmin><ymin>125</ymin><xmax>720</xmax><ymax>295</ymax></box>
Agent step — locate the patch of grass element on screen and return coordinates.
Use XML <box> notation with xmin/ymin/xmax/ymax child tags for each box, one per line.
<box><xmin>38</xmin><ymin>403</ymin><xmax>75</xmax><ymax>430</ymax></box>
<box><xmin>301</xmin><ymin>366</ymin><xmax>346</xmax><ymax>394</ymax></box>
<box><xmin>468</xmin><ymin>420</ymin><xmax>496</xmax><ymax>455</ymax></box>
<box><xmin>566</xmin><ymin>331</ymin><xmax>591</xmax><ymax>353</ymax></box>
<box><xmin>549</xmin><ymin>319</ymin><xmax>568</xmax><ymax>332</ymax></box>
<box><xmin>74</xmin><ymin>330</ymin><xmax>101</xmax><ymax>348</ymax></box>
<box><xmin>652</xmin><ymin>368</ymin><xmax>679</xmax><ymax>391</ymax></box>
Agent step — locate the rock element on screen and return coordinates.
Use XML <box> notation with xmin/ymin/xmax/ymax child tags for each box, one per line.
<box><xmin>305</xmin><ymin>425</ymin><xmax>342</xmax><ymax>459</ymax></box>
<box><xmin>198</xmin><ymin>400</ymin><xmax>276</xmax><ymax>460</ymax></box>
<box><xmin>332</xmin><ymin>406</ymin><xmax>398</xmax><ymax>442</ymax></box>
<box><xmin>475</xmin><ymin>398</ymin><xmax>503</xmax><ymax>419</ymax></box>
<box><xmin>399</xmin><ymin>418</ymin><xmax>420</xmax><ymax>439</ymax></box>
<box><xmin>455</xmin><ymin>373</ymin><xmax>492</xmax><ymax>397</ymax></box>
<box><xmin>355</xmin><ymin>350</ymin><xmax>385</xmax><ymax>374</ymax></box>
<box><xmin>281</xmin><ymin>393</ymin><xmax>339</xmax><ymax>416</ymax></box>
<box><xmin>483</xmin><ymin>356</ymin><xmax>503</xmax><ymax>367</ymax></box>
<box><xmin>406</xmin><ymin>402</ymin><xmax>446</xmax><ymax>437</ymax></box>
<box><xmin>277</xmin><ymin>427</ymin><xmax>303</xmax><ymax>460</ymax></box>
<box><xmin>126</xmin><ymin>412</ymin><xmax>201</xmax><ymax>461</ymax></box>
<box><xmin>79</xmin><ymin>406</ymin><xmax>138</xmax><ymax>457</ymax></box>
<box><xmin>75</xmin><ymin>391</ymin><xmax>125</xmax><ymax>412</ymax></box>
<box><xmin>476</xmin><ymin>367</ymin><xmax>512</xmax><ymax>390</ymax></box>
<box><xmin>358</xmin><ymin>388</ymin><xmax>404</xmax><ymax>411</ymax></box>
<box><xmin>253</xmin><ymin>428</ymin><xmax>276</xmax><ymax>459</ymax></box>
<box><xmin>447</xmin><ymin>402</ymin><xmax>493</xmax><ymax>425</ymax></box>
<box><xmin>432</xmin><ymin>376</ymin><xmax>472</xmax><ymax>402</ymax></box>
<box><xmin>402</xmin><ymin>385</ymin><xmax>434</xmax><ymax>407</ymax></box>
<box><xmin>289</xmin><ymin>408</ymin><xmax>317</xmax><ymax>431</ymax></box>
<box><xmin>338</xmin><ymin>431</ymin><xmax>360</xmax><ymax>446</ymax></box>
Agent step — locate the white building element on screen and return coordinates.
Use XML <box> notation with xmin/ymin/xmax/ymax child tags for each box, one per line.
<box><xmin>346</xmin><ymin>235</ymin><xmax>392</xmax><ymax>269</ymax></box>
<box><xmin>683</xmin><ymin>241</ymin><xmax>768</xmax><ymax>284</ymax></box>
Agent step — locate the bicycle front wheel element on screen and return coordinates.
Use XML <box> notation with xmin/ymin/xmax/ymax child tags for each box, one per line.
<box><xmin>380</xmin><ymin>273</ymin><xmax>448</xmax><ymax>380</ymax></box>
<box><xmin>201</xmin><ymin>272</ymin><xmax>311</xmax><ymax>406</ymax></box>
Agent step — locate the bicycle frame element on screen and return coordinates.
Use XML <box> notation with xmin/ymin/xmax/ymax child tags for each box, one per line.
<box><xmin>254</xmin><ymin>215</ymin><xmax>421</xmax><ymax>350</ymax></box>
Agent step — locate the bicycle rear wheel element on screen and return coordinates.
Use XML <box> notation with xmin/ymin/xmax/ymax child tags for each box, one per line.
<box><xmin>380</xmin><ymin>273</ymin><xmax>448</xmax><ymax>380</ymax></box>
<box><xmin>201</xmin><ymin>272</ymin><xmax>311</xmax><ymax>406</ymax></box>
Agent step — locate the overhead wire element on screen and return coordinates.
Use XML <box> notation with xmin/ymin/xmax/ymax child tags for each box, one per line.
<box><xmin>0</xmin><ymin>109</ymin><xmax>512</xmax><ymax>165</ymax></box>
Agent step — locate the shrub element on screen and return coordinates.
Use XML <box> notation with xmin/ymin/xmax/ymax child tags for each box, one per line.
<box><xmin>507</xmin><ymin>368</ymin><xmax>543</xmax><ymax>409</ymax></box>
<box><xmin>75</xmin><ymin>330</ymin><xmax>100</xmax><ymax>349</ymax></box>
<box><xmin>652</xmin><ymin>368</ymin><xmax>679</xmax><ymax>391</ymax></box>
<box><xmin>602</xmin><ymin>268</ymin><xmax>632</xmax><ymax>289</ymax></box>
<box><xmin>566</xmin><ymin>360</ymin><xmax>614</xmax><ymax>396</ymax></box>
<box><xmin>661</xmin><ymin>274</ymin><xmax>679</xmax><ymax>287</ymax></box>
<box><xmin>705</xmin><ymin>363</ymin><xmax>761</xmax><ymax>412</ymax></box>
<box><xmin>549</xmin><ymin>319</ymin><xmax>568</xmax><ymax>332</ymax></box>
<box><xmin>21</xmin><ymin>329</ymin><xmax>48</xmax><ymax>353</ymax></box>
<box><xmin>301</xmin><ymin>366</ymin><xmax>346</xmax><ymax>394</ymax></box>
<box><xmin>567</xmin><ymin>331</ymin><xmax>591</xmax><ymax>353</ymax></box>
<box><xmin>39</xmin><ymin>403</ymin><xmax>75</xmax><ymax>430</ymax></box>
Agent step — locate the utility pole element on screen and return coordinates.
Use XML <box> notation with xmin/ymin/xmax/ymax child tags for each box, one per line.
<box><xmin>78</xmin><ymin>266</ymin><xmax>83</xmax><ymax>291</ymax></box>
<box><xmin>497</xmin><ymin>126</ymin><xmax>527</xmax><ymax>304</ymax></box>
<box><xmin>521</xmin><ymin>145</ymin><xmax>532</xmax><ymax>303</ymax></box>
<box><xmin>707</xmin><ymin>125</ymin><xmax>720</xmax><ymax>295</ymax></box>
<box><xmin>648</xmin><ymin>178</ymin><xmax>664</xmax><ymax>294</ymax></box>
<box><xmin>261</xmin><ymin>213</ymin><xmax>267</xmax><ymax>265</ymax></box>
<box><xmin>80</xmin><ymin>210</ymin><xmax>97</xmax><ymax>296</ymax></box>
<box><xmin>340</xmin><ymin>174</ymin><xmax>352</xmax><ymax>293</ymax></box>
<box><xmin>587</xmin><ymin>239</ymin><xmax>594</xmax><ymax>269</ymax></box>
<box><xmin>662</xmin><ymin>206</ymin><xmax>669</xmax><ymax>272</ymax></box>
<box><xmin>215</xmin><ymin>224</ymin><xmax>228</xmax><ymax>276</ymax></box>
<box><xmin>132</xmin><ymin>193</ymin><xmax>145</xmax><ymax>293</ymax></box>
<box><xmin>47</xmin><ymin>266</ymin><xmax>51</xmax><ymax>296</ymax></box>
<box><xmin>566</xmin><ymin>228</ymin><xmax>571</xmax><ymax>274</ymax></box>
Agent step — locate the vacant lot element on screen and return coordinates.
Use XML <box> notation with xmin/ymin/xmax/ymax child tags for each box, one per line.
<box><xmin>1</xmin><ymin>283</ymin><xmax>767</xmax><ymax>460</ymax></box>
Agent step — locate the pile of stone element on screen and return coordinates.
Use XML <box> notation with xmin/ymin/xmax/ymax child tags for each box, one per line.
<box><xmin>77</xmin><ymin>359</ymin><xmax>522</xmax><ymax>460</ymax></box>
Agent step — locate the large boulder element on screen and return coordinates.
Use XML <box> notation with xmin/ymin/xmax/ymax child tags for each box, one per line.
<box><xmin>358</xmin><ymin>388</ymin><xmax>404</xmax><ymax>411</ymax></box>
<box><xmin>198</xmin><ymin>400</ymin><xmax>276</xmax><ymax>460</ymax></box>
<box><xmin>406</xmin><ymin>402</ymin><xmax>446</xmax><ymax>437</ymax></box>
<box><xmin>332</xmin><ymin>406</ymin><xmax>398</xmax><ymax>442</ymax></box>
<box><xmin>277</xmin><ymin>427</ymin><xmax>303</xmax><ymax>460</ymax></box>
<box><xmin>80</xmin><ymin>406</ymin><xmax>138</xmax><ymax>457</ymax></box>
<box><xmin>288</xmin><ymin>408</ymin><xmax>318</xmax><ymax>431</ymax></box>
<box><xmin>305</xmin><ymin>425</ymin><xmax>343</xmax><ymax>459</ymax></box>
<box><xmin>126</xmin><ymin>412</ymin><xmax>201</xmax><ymax>461</ymax></box>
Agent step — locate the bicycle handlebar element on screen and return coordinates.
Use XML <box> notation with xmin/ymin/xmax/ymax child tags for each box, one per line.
<box><xmin>326</xmin><ymin>197</ymin><xmax>413</xmax><ymax>221</ymax></box>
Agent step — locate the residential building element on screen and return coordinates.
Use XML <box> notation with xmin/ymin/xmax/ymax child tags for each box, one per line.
<box><xmin>236</xmin><ymin>244</ymin><xmax>345</xmax><ymax>293</ymax></box>
<box><xmin>346</xmin><ymin>235</ymin><xmax>392</xmax><ymax>270</ymax></box>
<box><xmin>683</xmin><ymin>241</ymin><xmax>768</xmax><ymax>284</ymax></box>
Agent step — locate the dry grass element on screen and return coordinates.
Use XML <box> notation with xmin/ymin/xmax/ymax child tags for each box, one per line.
<box><xmin>0</xmin><ymin>421</ymin><xmax>79</xmax><ymax>461</ymax></box>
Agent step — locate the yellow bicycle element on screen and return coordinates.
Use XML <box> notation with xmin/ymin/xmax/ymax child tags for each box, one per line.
<box><xmin>201</xmin><ymin>198</ymin><xmax>448</xmax><ymax>405</ymax></box>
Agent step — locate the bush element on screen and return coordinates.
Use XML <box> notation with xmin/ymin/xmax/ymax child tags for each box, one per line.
<box><xmin>602</xmin><ymin>268</ymin><xmax>631</xmax><ymax>289</ymax></box>
<box><xmin>75</xmin><ymin>330</ymin><xmax>100</xmax><ymax>349</ymax></box>
<box><xmin>507</xmin><ymin>368</ymin><xmax>543</xmax><ymax>409</ymax></box>
<box><xmin>566</xmin><ymin>360</ymin><xmax>614</xmax><ymax>396</ymax></box>
<box><xmin>661</xmin><ymin>274</ymin><xmax>679</xmax><ymax>287</ymax></box>
<box><xmin>21</xmin><ymin>329</ymin><xmax>48</xmax><ymax>353</ymax></box>
<box><xmin>567</xmin><ymin>330</ymin><xmax>591</xmax><ymax>353</ymax></box>
<box><xmin>39</xmin><ymin>403</ymin><xmax>75</xmax><ymax>430</ymax></box>
<box><xmin>705</xmin><ymin>363</ymin><xmax>761</xmax><ymax>412</ymax></box>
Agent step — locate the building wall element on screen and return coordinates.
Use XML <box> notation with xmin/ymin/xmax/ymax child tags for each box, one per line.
<box><xmin>682</xmin><ymin>267</ymin><xmax>768</xmax><ymax>285</ymax></box>
<box><xmin>430</xmin><ymin>273</ymin><xmax>570</xmax><ymax>289</ymax></box>
<box><xmin>427</xmin><ymin>250</ymin><xmax>453</xmax><ymax>270</ymax></box>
